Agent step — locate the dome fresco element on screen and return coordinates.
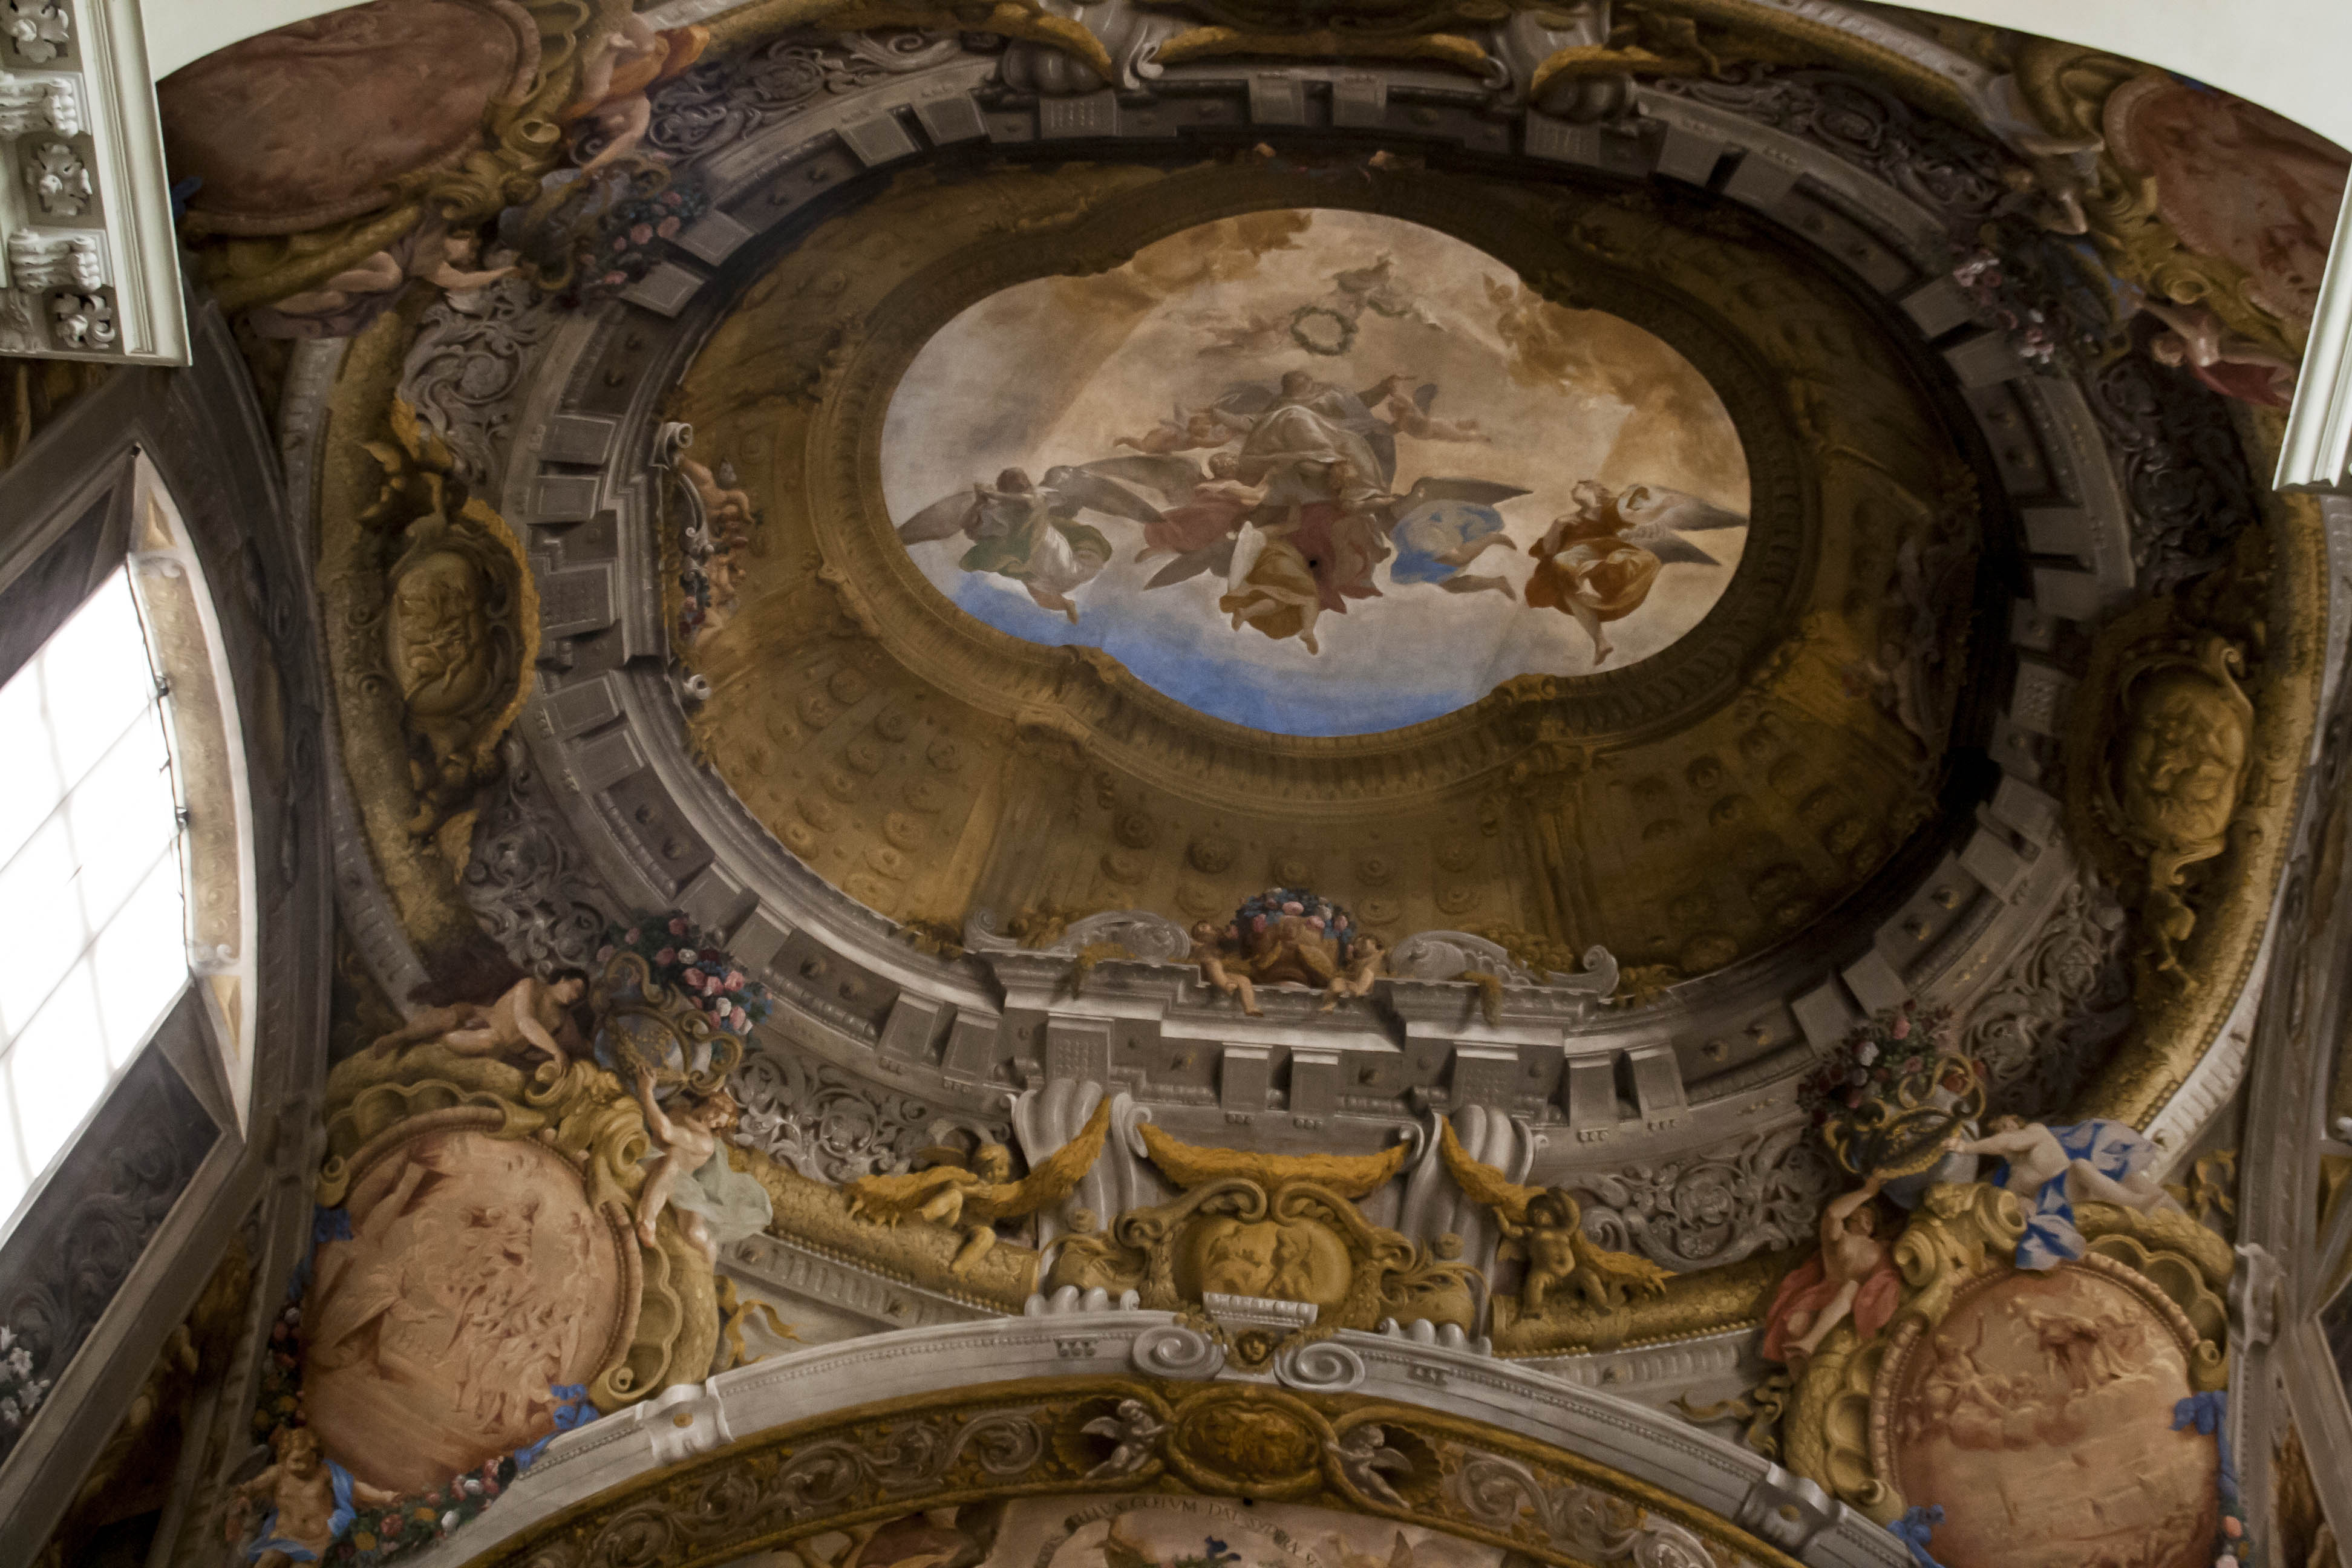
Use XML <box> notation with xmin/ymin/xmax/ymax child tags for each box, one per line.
<box><xmin>18</xmin><ymin>5</ymin><xmax>2349</xmax><ymax>1568</ymax></box>
<box><xmin>880</xmin><ymin>209</ymin><xmax>1750</xmax><ymax>735</ymax></box>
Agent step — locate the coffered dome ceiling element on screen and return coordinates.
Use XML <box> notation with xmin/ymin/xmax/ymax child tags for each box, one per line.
<box><xmin>672</xmin><ymin>155</ymin><xmax>1980</xmax><ymax>985</ymax></box>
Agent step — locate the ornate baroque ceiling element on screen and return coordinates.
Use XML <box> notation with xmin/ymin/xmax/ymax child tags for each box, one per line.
<box><xmin>88</xmin><ymin>4</ymin><xmax>2352</xmax><ymax>1568</ymax></box>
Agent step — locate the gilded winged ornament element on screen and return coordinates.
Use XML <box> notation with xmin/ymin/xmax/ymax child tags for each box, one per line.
<box><xmin>1438</xmin><ymin>1120</ymin><xmax>1667</xmax><ymax>1310</ymax></box>
<box><xmin>845</xmin><ymin>1096</ymin><xmax>1114</xmax><ymax>1273</ymax></box>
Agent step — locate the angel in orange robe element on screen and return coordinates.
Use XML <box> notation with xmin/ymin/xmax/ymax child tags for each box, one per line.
<box><xmin>1525</xmin><ymin>480</ymin><xmax>1743</xmax><ymax>664</ymax></box>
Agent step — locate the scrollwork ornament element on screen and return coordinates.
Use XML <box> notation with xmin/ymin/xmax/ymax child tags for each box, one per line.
<box><xmin>1272</xmin><ymin>1336</ymin><xmax>1365</xmax><ymax>1393</ymax></box>
<box><xmin>461</xmin><ymin>731</ymin><xmax>618</xmax><ymax>974</ymax></box>
<box><xmin>731</xmin><ymin>1047</ymin><xmax>1010</xmax><ymax>1184</ymax></box>
<box><xmin>592</xmin><ymin>951</ymin><xmax>746</xmax><ymax>1093</ymax></box>
<box><xmin>1131</xmin><ymin>1322</ymin><xmax>1226</xmax><ymax>1380</ymax></box>
<box><xmin>399</xmin><ymin>275</ymin><xmax>563</xmax><ymax>486</ymax></box>
<box><xmin>1575</xmin><ymin>1124</ymin><xmax>1838</xmax><ymax>1270</ymax></box>
<box><xmin>1958</xmin><ymin>870</ymin><xmax>2134</xmax><ymax>1116</ymax></box>
<box><xmin>644</xmin><ymin>29</ymin><xmax>966</xmax><ymax>163</ymax></box>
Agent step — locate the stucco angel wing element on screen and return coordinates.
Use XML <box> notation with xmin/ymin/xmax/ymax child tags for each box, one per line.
<box><xmin>1042</xmin><ymin>465</ymin><xmax>1165</xmax><ymax>526</ymax></box>
<box><xmin>1437</xmin><ymin>1118</ymin><xmax>1541</xmax><ymax>1224</ymax></box>
<box><xmin>897</xmin><ymin>490</ymin><xmax>985</xmax><ymax>543</ymax></box>
<box><xmin>965</xmin><ymin>1095</ymin><xmax>1114</xmax><ymax>1223</ymax></box>
<box><xmin>844</xmin><ymin>1164</ymin><xmax>973</xmax><ymax>1224</ymax></box>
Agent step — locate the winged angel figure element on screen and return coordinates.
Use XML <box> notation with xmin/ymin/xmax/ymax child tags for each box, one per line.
<box><xmin>1526</xmin><ymin>480</ymin><xmax>1746</xmax><ymax>664</ymax></box>
<box><xmin>844</xmin><ymin>1096</ymin><xmax>1113</xmax><ymax>1275</ymax></box>
<box><xmin>1436</xmin><ymin>1120</ymin><xmax>1668</xmax><ymax>1311</ymax></box>
<box><xmin>897</xmin><ymin>463</ymin><xmax>1168</xmax><ymax>622</ymax></box>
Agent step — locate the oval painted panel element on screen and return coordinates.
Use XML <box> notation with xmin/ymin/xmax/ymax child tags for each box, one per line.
<box><xmin>881</xmin><ymin>209</ymin><xmax>1751</xmax><ymax>736</ymax></box>
<box><xmin>302</xmin><ymin>1127</ymin><xmax>626</xmax><ymax>1493</ymax></box>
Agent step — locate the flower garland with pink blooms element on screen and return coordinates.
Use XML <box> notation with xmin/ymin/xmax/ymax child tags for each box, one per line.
<box><xmin>599</xmin><ymin>913</ymin><xmax>773</xmax><ymax>1037</ymax></box>
<box><xmin>1796</xmin><ymin>999</ymin><xmax>1961</xmax><ymax>1128</ymax></box>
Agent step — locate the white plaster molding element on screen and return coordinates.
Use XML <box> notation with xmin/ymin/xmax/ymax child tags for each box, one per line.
<box><xmin>385</xmin><ymin>1315</ymin><xmax>1906</xmax><ymax>1568</ymax></box>
<box><xmin>0</xmin><ymin>0</ymin><xmax>185</xmax><ymax>363</ymax></box>
<box><xmin>2276</xmin><ymin>171</ymin><xmax>2352</xmax><ymax>494</ymax></box>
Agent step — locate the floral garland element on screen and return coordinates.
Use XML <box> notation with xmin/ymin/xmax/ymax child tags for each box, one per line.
<box><xmin>599</xmin><ymin>912</ymin><xmax>774</xmax><ymax>1037</ymax></box>
<box><xmin>0</xmin><ymin>1323</ymin><xmax>47</xmax><ymax>1430</ymax></box>
<box><xmin>1227</xmin><ymin>887</ymin><xmax>1361</xmax><ymax>964</ymax></box>
<box><xmin>1795</xmin><ymin>999</ymin><xmax>1959</xmax><ymax>1127</ymax></box>
<box><xmin>579</xmin><ymin>175</ymin><xmax>710</xmax><ymax>302</ymax></box>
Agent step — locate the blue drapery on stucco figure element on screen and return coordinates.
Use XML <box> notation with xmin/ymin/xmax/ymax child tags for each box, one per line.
<box><xmin>1949</xmin><ymin>1116</ymin><xmax>2183</xmax><ymax>1270</ymax></box>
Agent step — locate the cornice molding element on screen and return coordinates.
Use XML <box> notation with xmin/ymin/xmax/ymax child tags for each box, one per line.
<box><xmin>0</xmin><ymin>0</ymin><xmax>185</xmax><ymax>362</ymax></box>
<box><xmin>2275</xmin><ymin>171</ymin><xmax>2352</xmax><ymax>494</ymax></box>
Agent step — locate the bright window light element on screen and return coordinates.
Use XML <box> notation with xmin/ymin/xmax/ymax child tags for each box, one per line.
<box><xmin>0</xmin><ymin>569</ymin><xmax>189</xmax><ymax>1232</ymax></box>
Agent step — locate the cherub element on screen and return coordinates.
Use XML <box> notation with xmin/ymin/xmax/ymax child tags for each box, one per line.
<box><xmin>844</xmin><ymin>1097</ymin><xmax>1114</xmax><ymax>1275</ymax></box>
<box><xmin>2140</xmin><ymin>297</ymin><xmax>2298</xmax><ymax>408</ymax></box>
<box><xmin>1762</xmin><ymin>1169</ymin><xmax>1899</xmax><ymax>1367</ymax></box>
<box><xmin>1438</xmin><ymin>1121</ymin><xmax>1668</xmax><ymax>1311</ymax></box>
<box><xmin>1115</xmin><ymin>404</ymin><xmax>1241</xmax><ymax>455</ymax></box>
<box><xmin>224</xmin><ymin>1426</ymin><xmax>397</xmax><ymax>1568</ymax></box>
<box><xmin>256</xmin><ymin>224</ymin><xmax>517</xmax><ymax>338</ymax></box>
<box><xmin>631</xmin><ymin>1065</ymin><xmax>762</xmax><ymax>1266</ymax></box>
<box><xmin>1189</xmin><ymin>920</ymin><xmax>1263</xmax><ymax>1016</ymax></box>
<box><xmin>559</xmin><ymin>16</ymin><xmax>709</xmax><ymax>173</ymax></box>
<box><xmin>367</xmin><ymin>972</ymin><xmax>587</xmax><ymax>1074</ymax></box>
<box><xmin>1318</xmin><ymin>933</ymin><xmax>1387</xmax><ymax>1012</ymax></box>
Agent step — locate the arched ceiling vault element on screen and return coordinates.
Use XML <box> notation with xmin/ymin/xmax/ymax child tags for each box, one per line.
<box><xmin>79</xmin><ymin>7</ymin><xmax>2352</xmax><ymax>1568</ymax></box>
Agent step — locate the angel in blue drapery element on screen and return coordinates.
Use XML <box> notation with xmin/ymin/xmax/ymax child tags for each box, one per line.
<box><xmin>1947</xmin><ymin>1116</ymin><xmax>2183</xmax><ymax>1270</ymax></box>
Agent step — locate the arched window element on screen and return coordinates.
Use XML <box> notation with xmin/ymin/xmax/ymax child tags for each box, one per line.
<box><xmin>0</xmin><ymin>458</ymin><xmax>251</xmax><ymax>1244</ymax></box>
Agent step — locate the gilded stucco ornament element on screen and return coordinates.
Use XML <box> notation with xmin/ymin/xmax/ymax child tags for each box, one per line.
<box><xmin>459</xmin><ymin>1379</ymin><xmax>1803</xmax><ymax>1568</ymax></box>
<box><xmin>1765</xmin><ymin>1177</ymin><xmax>2233</xmax><ymax>1547</ymax></box>
<box><xmin>1993</xmin><ymin>38</ymin><xmax>2342</xmax><ymax>358</ymax></box>
<box><xmin>1048</xmin><ymin>1124</ymin><xmax>1477</xmax><ymax>1333</ymax></box>
<box><xmin>2064</xmin><ymin>520</ymin><xmax>2324</xmax><ymax>1127</ymax></box>
<box><xmin>177</xmin><ymin>0</ymin><xmax>636</xmax><ymax>315</ymax></box>
<box><xmin>843</xmin><ymin>1097</ymin><xmax>1115</xmax><ymax>1274</ymax></box>
<box><xmin>298</xmin><ymin>947</ymin><xmax>783</xmax><ymax>1499</ymax></box>
<box><xmin>2084</xmin><ymin>627</ymin><xmax>2253</xmax><ymax>989</ymax></box>
<box><xmin>1436</xmin><ymin>1121</ymin><xmax>1669</xmax><ymax>1312</ymax></box>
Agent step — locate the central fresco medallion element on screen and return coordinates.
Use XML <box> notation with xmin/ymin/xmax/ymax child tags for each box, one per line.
<box><xmin>881</xmin><ymin>209</ymin><xmax>1751</xmax><ymax>736</ymax></box>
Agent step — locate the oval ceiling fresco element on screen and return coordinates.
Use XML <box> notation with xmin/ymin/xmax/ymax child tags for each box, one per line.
<box><xmin>880</xmin><ymin>209</ymin><xmax>1752</xmax><ymax>736</ymax></box>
